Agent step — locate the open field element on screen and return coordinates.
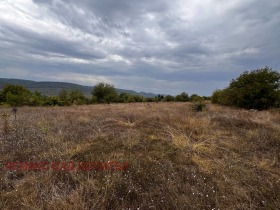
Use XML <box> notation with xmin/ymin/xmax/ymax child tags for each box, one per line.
<box><xmin>0</xmin><ymin>102</ymin><xmax>280</xmax><ymax>210</ymax></box>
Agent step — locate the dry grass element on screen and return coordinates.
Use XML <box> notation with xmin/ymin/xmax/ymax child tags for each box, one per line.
<box><xmin>0</xmin><ymin>102</ymin><xmax>279</xmax><ymax>210</ymax></box>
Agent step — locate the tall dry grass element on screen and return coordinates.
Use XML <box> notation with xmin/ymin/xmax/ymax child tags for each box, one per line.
<box><xmin>0</xmin><ymin>103</ymin><xmax>279</xmax><ymax>209</ymax></box>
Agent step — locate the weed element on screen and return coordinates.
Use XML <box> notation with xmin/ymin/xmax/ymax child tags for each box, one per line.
<box><xmin>191</xmin><ymin>101</ymin><xmax>207</xmax><ymax>112</ymax></box>
<box><xmin>1</xmin><ymin>113</ymin><xmax>10</xmax><ymax>134</ymax></box>
<box><xmin>0</xmin><ymin>103</ymin><xmax>279</xmax><ymax>209</ymax></box>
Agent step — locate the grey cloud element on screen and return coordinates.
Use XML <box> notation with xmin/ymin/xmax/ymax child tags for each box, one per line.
<box><xmin>1</xmin><ymin>0</ymin><xmax>280</xmax><ymax>95</ymax></box>
<box><xmin>32</xmin><ymin>0</ymin><xmax>53</xmax><ymax>4</ymax></box>
<box><xmin>1</xmin><ymin>22</ymin><xmax>106</xmax><ymax>60</ymax></box>
<box><xmin>72</xmin><ymin>0</ymin><xmax>169</xmax><ymax>17</ymax></box>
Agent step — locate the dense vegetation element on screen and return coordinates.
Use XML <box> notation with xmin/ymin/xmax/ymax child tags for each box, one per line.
<box><xmin>2</xmin><ymin>67</ymin><xmax>280</xmax><ymax>110</ymax></box>
<box><xmin>211</xmin><ymin>67</ymin><xmax>280</xmax><ymax>110</ymax></box>
<box><xmin>0</xmin><ymin>82</ymin><xmax>206</xmax><ymax>106</ymax></box>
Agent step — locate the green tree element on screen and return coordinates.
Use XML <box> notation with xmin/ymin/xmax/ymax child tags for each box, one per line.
<box><xmin>91</xmin><ymin>95</ymin><xmax>97</xmax><ymax>104</ymax></box>
<box><xmin>211</xmin><ymin>89</ymin><xmax>233</xmax><ymax>105</ymax></box>
<box><xmin>215</xmin><ymin>67</ymin><xmax>280</xmax><ymax>110</ymax></box>
<box><xmin>44</xmin><ymin>96</ymin><xmax>61</xmax><ymax>106</ymax></box>
<box><xmin>163</xmin><ymin>95</ymin><xmax>175</xmax><ymax>102</ymax></box>
<box><xmin>119</xmin><ymin>93</ymin><xmax>129</xmax><ymax>103</ymax></box>
<box><xmin>29</xmin><ymin>91</ymin><xmax>44</xmax><ymax>106</ymax></box>
<box><xmin>146</xmin><ymin>97</ymin><xmax>156</xmax><ymax>102</ymax></box>
<box><xmin>131</xmin><ymin>94</ymin><xmax>144</xmax><ymax>102</ymax></box>
<box><xmin>92</xmin><ymin>83</ymin><xmax>118</xmax><ymax>103</ymax></box>
<box><xmin>58</xmin><ymin>89</ymin><xmax>71</xmax><ymax>105</ymax></box>
<box><xmin>127</xmin><ymin>95</ymin><xmax>136</xmax><ymax>103</ymax></box>
<box><xmin>211</xmin><ymin>89</ymin><xmax>221</xmax><ymax>104</ymax></box>
<box><xmin>0</xmin><ymin>90</ymin><xmax>5</xmax><ymax>104</ymax></box>
<box><xmin>229</xmin><ymin>67</ymin><xmax>280</xmax><ymax>109</ymax></box>
<box><xmin>175</xmin><ymin>92</ymin><xmax>190</xmax><ymax>102</ymax></box>
<box><xmin>190</xmin><ymin>94</ymin><xmax>201</xmax><ymax>102</ymax></box>
<box><xmin>154</xmin><ymin>94</ymin><xmax>164</xmax><ymax>102</ymax></box>
<box><xmin>276</xmin><ymin>90</ymin><xmax>280</xmax><ymax>107</ymax></box>
<box><xmin>6</xmin><ymin>92</ymin><xmax>24</xmax><ymax>106</ymax></box>
<box><xmin>2</xmin><ymin>84</ymin><xmax>32</xmax><ymax>106</ymax></box>
<box><xmin>69</xmin><ymin>89</ymin><xmax>86</xmax><ymax>105</ymax></box>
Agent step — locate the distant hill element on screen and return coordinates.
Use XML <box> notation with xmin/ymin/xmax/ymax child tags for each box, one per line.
<box><xmin>0</xmin><ymin>78</ymin><xmax>159</xmax><ymax>98</ymax></box>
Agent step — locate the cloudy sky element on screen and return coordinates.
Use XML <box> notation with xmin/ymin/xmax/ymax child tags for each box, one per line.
<box><xmin>0</xmin><ymin>0</ymin><xmax>279</xmax><ymax>95</ymax></box>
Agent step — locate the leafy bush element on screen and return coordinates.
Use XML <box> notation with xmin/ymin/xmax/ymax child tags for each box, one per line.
<box><xmin>92</xmin><ymin>83</ymin><xmax>118</xmax><ymax>103</ymax></box>
<box><xmin>163</xmin><ymin>95</ymin><xmax>175</xmax><ymax>102</ymax></box>
<box><xmin>118</xmin><ymin>93</ymin><xmax>144</xmax><ymax>103</ymax></box>
<box><xmin>175</xmin><ymin>92</ymin><xmax>190</xmax><ymax>102</ymax></box>
<box><xmin>191</xmin><ymin>101</ymin><xmax>207</xmax><ymax>112</ymax></box>
<box><xmin>58</xmin><ymin>89</ymin><xmax>71</xmax><ymax>105</ymax></box>
<box><xmin>43</xmin><ymin>96</ymin><xmax>62</xmax><ymax>106</ymax></box>
<box><xmin>2</xmin><ymin>84</ymin><xmax>33</xmax><ymax>106</ymax></box>
<box><xmin>190</xmin><ymin>94</ymin><xmax>202</xmax><ymax>102</ymax></box>
<box><xmin>212</xmin><ymin>67</ymin><xmax>280</xmax><ymax>110</ymax></box>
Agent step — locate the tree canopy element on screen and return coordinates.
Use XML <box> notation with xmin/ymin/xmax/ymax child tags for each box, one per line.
<box><xmin>211</xmin><ymin>67</ymin><xmax>280</xmax><ymax>110</ymax></box>
<box><xmin>175</xmin><ymin>92</ymin><xmax>190</xmax><ymax>102</ymax></box>
<box><xmin>1</xmin><ymin>84</ymin><xmax>32</xmax><ymax>106</ymax></box>
<box><xmin>91</xmin><ymin>83</ymin><xmax>118</xmax><ymax>103</ymax></box>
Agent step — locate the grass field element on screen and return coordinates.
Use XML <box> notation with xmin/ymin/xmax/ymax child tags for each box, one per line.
<box><xmin>0</xmin><ymin>102</ymin><xmax>280</xmax><ymax>210</ymax></box>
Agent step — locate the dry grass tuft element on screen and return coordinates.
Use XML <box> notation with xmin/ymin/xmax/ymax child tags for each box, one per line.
<box><xmin>0</xmin><ymin>103</ymin><xmax>279</xmax><ymax>209</ymax></box>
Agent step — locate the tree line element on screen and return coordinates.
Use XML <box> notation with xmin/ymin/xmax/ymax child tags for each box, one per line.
<box><xmin>0</xmin><ymin>82</ymin><xmax>207</xmax><ymax>107</ymax></box>
<box><xmin>2</xmin><ymin>67</ymin><xmax>278</xmax><ymax>109</ymax></box>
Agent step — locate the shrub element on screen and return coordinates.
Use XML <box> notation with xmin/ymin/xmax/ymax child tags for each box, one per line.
<box><xmin>92</xmin><ymin>83</ymin><xmax>118</xmax><ymax>103</ymax></box>
<box><xmin>190</xmin><ymin>94</ymin><xmax>202</xmax><ymax>102</ymax></box>
<box><xmin>43</xmin><ymin>96</ymin><xmax>62</xmax><ymax>106</ymax></box>
<box><xmin>163</xmin><ymin>95</ymin><xmax>175</xmax><ymax>102</ymax></box>
<box><xmin>211</xmin><ymin>67</ymin><xmax>280</xmax><ymax>110</ymax></box>
<box><xmin>2</xmin><ymin>84</ymin><xmax>32</xmax><ymax>106</ymax></box>
<box><xmin>191</xmin><ymin>101</ymin><xmax>207</xmax><ymax>112</ymax></box>
<box><xmin>175</xmin><ymin>92</ymin><xmax>190</xmax><ymax>102</ymax></box>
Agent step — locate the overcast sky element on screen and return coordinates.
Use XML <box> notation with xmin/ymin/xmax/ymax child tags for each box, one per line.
<box><xmin>0</xmin><ymin>0</ymin><xmax>280</xmax><ymax>95</ymax></box>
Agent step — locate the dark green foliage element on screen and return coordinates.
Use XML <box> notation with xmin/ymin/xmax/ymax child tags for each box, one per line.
<box><xmin>92</xmin><ymin>83</ymin><xmax>118</xmax><ymax>103</ymax></box>
<box><xmin>59</xmin><ymin>89</ymin><xmax>89</xmax><ymax>105</ymax></box>
<box><xmin>212</xmin><ymin>67</ymin><xmax>280</xmax><ymax>110</ymax></box>
<box><xmin>146</xmin><ymin>97</ymin><xmax>156</xmax><ymax>102</ymax></box>
<box><xmin>191</xmin><ymin>101</ymin><xmax>207</xmax><ymax>112</ymax></box>
<box><xmin>127</xmin><ymin>94</ymin><xmax>143</xmax><ymax>103</ymax></box>
<box><xmin>190</xmin><ymin>94</ymin><xmax>202</xmax><ymax>102</ymax></box>
<box><xmin>43</xmin><ymin>96</ymin><xmax>62</xmax><ymax>106</ymax></box>
<box><xmin>131</xmin><ymin>94</ymin><xmax>144</xmax><ymax>102</ymax></box>
<box><xmin>1</xmin><ymin>84</ymin><xmax>47</xmax><ymax>106</ymax></box>
<box><xmin>163</xmin><ymin>95</ymin><xmax>175</xmax><ymax>102</ymax></box>
<box><xmin>210</xmin><ymin>90</ymin><xmax>220</xmax><ymax>104</ymax></box>
<box><xmin>29</xmin><ymin>91</ymin><xmax>45</xmax><ymax>106</ymax></box>
<box><xmin>119</xmin><ymin>93</ymin><xmax>145</xmax><ymax>103</ymax></box>
<box><xmin>69</xmin><ymin>89</ymin><xmax>87</xmax><ymax>105</ymax></box>
<box><xmin>175</xmin><ymin>92</ymin><xmax>190</xmax><ymax>102</ymax></box>
<box><xmin>154</xmin><ymin>95</ymin><xmax>164</xmax><ymax>102</ymax></box>
<box><xmin>211</xmin><ymin>89</ymin><xmax>233</xmax><ymax>105</ymax></box>
<box><xmin>0</xmin><ymin>84</ymin><xmax>90</xmax><ymax>106</ymax></box>
<box><xmin>58</xmin><ymin>89</ymin><xmax>71</xmax><ymax>106</ymax></box>
<box><xmin>2</xmin><ymin>84</ymin><xmax>32</xmax><ymax>106</ymax></box>
<box><xmin>118</xmin><ymin>92</ymin><xmax>128</xmax><ymax>103</ymax></box>
<box><xmin>0</xmin><ymin>90</ymin><xmax>4</xmax><ymax>103</ymax></box>
<box><xmin>201</xmin><ymin>96</ymin><xmax>210</xmax><ymax>100</ymax></box>
<box><xmin>276</xmin><ymin>91</ymin><xmax>280</xmax><ymax>108</ymax></box>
